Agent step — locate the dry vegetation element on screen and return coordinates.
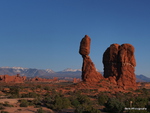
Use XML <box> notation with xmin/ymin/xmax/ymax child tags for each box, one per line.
<box><xmin>0</xmin><ymin>81</ymin><xmax>150</xmax><ymax>113</ymax></box>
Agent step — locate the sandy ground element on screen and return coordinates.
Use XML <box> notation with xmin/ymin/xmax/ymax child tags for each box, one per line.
<box><xmin>0</xmin><ymin>98</ymin><xmax>34</xmax><ymax>104</ymax></box>
<box><xmin>1</xmin><ymin>106</ymin><xmax>54</xmax><ymax>113</ymax></box>
<box><xmin>0</xmin><ymin>98</ymin><xmax>54</xmax><ymax>113</ymax></box>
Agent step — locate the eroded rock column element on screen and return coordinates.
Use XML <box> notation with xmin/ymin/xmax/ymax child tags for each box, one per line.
<box><xmin>79</xmin><ymin>35</ymin><xmax>102</xmax><ymax>82</ymax></box>
<box><xmin>117</xmin><ymin>44</ymin><xmax>136</xmax><ymax>89</ymax></box>
<box><xmin>103</xmin><ymin>43</ymin><xmax>137</xmax><ymax>89</ymax></box>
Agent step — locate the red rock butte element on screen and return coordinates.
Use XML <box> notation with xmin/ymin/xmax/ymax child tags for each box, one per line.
<box><xmin>103</xmin><ymin>43</ymin><xmax>137</xmax><ymax>89</ymax></box>
<box><xmin>0</xmin><ymin>74</ymin><xmax>26</xmax><ymax>83</ymax></box>
<box><xmin>79</xmin><ymin>35</ymin><xmax>137</xmax><ymax>90</ymax></box>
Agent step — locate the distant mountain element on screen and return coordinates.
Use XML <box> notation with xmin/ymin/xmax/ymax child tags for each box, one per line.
<box><xmin>136</xmin><ymin>74</ymin><xmax>150</xmax><ymax>82</ymax></box>
<box><xmin>0</xmin><ymin>67</ymin><xmax>55</xmax><ymax>77</ymax></box>
<box><xmin>0</xmin><ymin>67</ymin><xmax>81</xmax><ymax>78</ymax></box>
<box><xmin>60</xmin><ymin>68</ymin><xmax>81</xmax><ymax>72</ymax></box>
<box><xmin>0</xmin><ymin>67</ymin><xmax>149</xmax><ymax>82</ymax></box>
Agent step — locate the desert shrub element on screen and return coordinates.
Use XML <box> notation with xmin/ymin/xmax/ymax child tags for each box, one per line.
<box><xmin>115</xmin><ymin>92</ymin><xmax>126</xmax><ymax>102</ymax></box>
<box><xmin>31</xmin><ymin>97</ymin><xmax>42</xmax><ymax>107</ymax></box>
<box><xmin>21</xmin><ymin>92</ymin><xmax>39</xmax><ymax>98</ymax></box>
<box><xmin>20</xmin><ymin>99</ymin><xmax>29</xmax><ymax>107</ymax></box>
<box><xmin>74</xmin><ymin>104</ymin><xmax>101</xmax><ymax>113</ymax></box>
<box><xmin>51</xmin><ymin>95</ymin><xmax>71</xmax><ymax>110</ymax></box>
<box><xmin>104</xmin><ymin>98</ymin><xmax>125</xmax><ymax>113</ymax></box>
<box><xmin>44</xmin><ymin>94</ymin><xmax>71</xmax><ymax>111</ymax></box>
<box><xmin>36</xmin><ymin>108</ymin><xmax>45</xmax><ymax>113</ymax></box>
<box><xmin>135</xmin><ymin>89</ymin><xmax>141</xmax><ymax>92</ymax></box>
<box><xmin>36</xmin><ymin>85</ymin><xmax>42</xmax><ymax>89</ymax></box>
<box><xmin>3</xmin><ymin>101</ymin><xmax>13</xmax><ymax>107</ymax></box>
<box><xmin>76</xmin><ymin>94</ymin><xmax>91</xmax><ymax>105</ymax></box>
<box><xmin>66</xmin><ymin>91</ymin><xmax>74</xmax><ymax>95</ymax></box>
<box><xmin>70</xmin><ymin>92</ymin><xmax>100</xmax><ymax>112</ymax></box>
<box><xmin>0</xmin><ymin>103</ymin><xmax>5</xmax><ymax>110</ymax></box>
<box><xmin>97</xmin><ymin>93</ymin><xmax>108</xmax><ymax>105</ymax></box>
<box><xmin>43</xmin><ymin>86</ymin><xmax>50</xmax><ymax>91</ymax></box>
<box><xmin>21</xmin><ymin>93</ymin><xmax>28</xmax><ymax>98</ymax></box>
<box><xmin>147</xmin><ymin>100</ymin><xmax>150</xmax><ymax>112</ymax></box>
<box><xmin>133</xmin><ymin>97</ymin><xmax>148</xmax><ymax>108</ymax></box>
<box><xmin>127</xmin><ymin>110</ymin><xmax>149</xmax><ymax>113</ymax></box>
<box><xmin>9</xmin><ymin>87</ymin><xmax>20</xmax><ymax>98</ymax></box>
<box><xmin>142</xmin><ymin>88</ymin><xmax>149</xmax><ymax>95</ymax></box>
<box><xmin>71</xmin><ymin>99</ymin><xmax>80</xmax><ymax>107</ymax></box>
<box><xmin>1</xmin><ymin>111</ymin><xmax>9</xmax><ymax>113</ymax></box>
<box><xmin>69</xmin><ymin>92</ymin><xmax>92</xmax><ymax>108</ymax></box>
<box><xmin>125</xmin><ymin>96</ymin><xmax>148</xmax><ymax>108</ymax></box>
<box><xmin>29</xmin><ymin>92</ymin><xmax>38</xmax><ymax>98</ymax></box>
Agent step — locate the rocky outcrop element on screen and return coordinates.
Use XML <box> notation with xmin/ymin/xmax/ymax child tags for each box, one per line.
<box><xmin>103</xmin><ymin>44</ymin><xmax>137</xmax><ymax>89</ymax></box>
<box><xmin>79</xmin><ymin>35</ymin><xmax>137</xmax><ymax>90</ymax></box>
<box><xmin>0</xmin><ymin>74</ymin><xmax>59</xmax><ymax>83</ymax></box>
<box><xmin>29</xmin><ymin>77</ymin><xmax>58</xmax><ymax>82</ymax></box>
<box><xmin>79</xmin><ymin>35</ymin><xmax>103</xmax><ymax>82</ymax></box>
<box><xmin>73</xmin><ymin>78</ymin><xmax>81</xmax><ymax>83</ymax></box>
<box><xmin>79</xmin><ymin>35</ymin><xmax>91</xmax><ymax>56</ymax></box>
<box><xmin>0</xmin><ymin>74</ymin><xmax>26</xmax><ymax>83</ymax></box>
<box><xmin>103</xmin><ymin>44</ymin><xmax>120</xmax><ymax>84</ymax></box>
<box><xmin>117</xmin><ymin>44</ymin><xmax>136</xmax><ymax>89</ymax></box>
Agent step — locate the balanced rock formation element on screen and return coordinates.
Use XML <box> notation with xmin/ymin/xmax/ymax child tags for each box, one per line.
<box><xmin>79</xmin><ymin>35</ymin><xmax>103</xmax><ymax>82</ymax></box>
<box><xmin>103</xmin><ymin>44</ymin><xmax>137</xmax><ymax>89</ymax></box>
<box><xmin>79</xmin><ymin>35</ymin><xmax>91</xmax><ymax>55</ymax></box>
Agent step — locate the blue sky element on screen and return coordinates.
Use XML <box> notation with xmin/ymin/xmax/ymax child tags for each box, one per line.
<box><xmin>0</xmin><ymin>0</ymin><xmax>150</xmax><ymax>76</ymax></box>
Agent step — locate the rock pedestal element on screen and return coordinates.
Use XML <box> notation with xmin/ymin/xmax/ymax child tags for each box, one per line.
<box><xmin>79</xmin><ymin>35</ymin><xmax>103</xmax><ymax>82</ymax></box>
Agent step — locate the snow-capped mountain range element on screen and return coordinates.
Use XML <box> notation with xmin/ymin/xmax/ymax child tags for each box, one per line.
<box><xmin>0</xmin><ymin>67</ymin><xmax>149</xmax><ymax>82</ymax></box>
<box><xmin>0</xmin><ymin>67</ymin><xmax>83</xmax><ymax>78</ymax></box>
<box><xmin>0</xmin><ymin>67</ymin><xmax>55</xmax><ymax>77</ymax></box>
<box><xmin>61</xmin><ymin>68</ymin><xmax>81</xmax><ymax>72</ymax></box>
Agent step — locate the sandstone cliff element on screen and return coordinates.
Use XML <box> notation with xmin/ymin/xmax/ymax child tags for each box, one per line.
<box><xmin>0</xmin><ymin>74</ymin><xmax>26</xmax><ymax>83</ymax></box>
<box><xmin>103</xmin><ymin>44</ymin><xmax>137</xmax><ymax>89</ymax></box>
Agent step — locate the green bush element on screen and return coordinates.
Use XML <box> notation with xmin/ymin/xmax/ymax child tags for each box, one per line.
<box><xmin>97</xmin><ymin>93</ymin><xmax>108</xmax><ymax>105</ymax></box>
<box><xmin>36</xmin><ymin>108</ymin><xmax>45</xmax><ymax>113</ymax></box>
<box><xmin>9</xmin><ymin>87</ymin><xmax>20</xmax><ymax>98</ymax></box>
<box><xmin>43</xmin><ymin>86</ymin><xmax>50</xmax><ymax>91</ymax></box>
<box><xmin>134</xmin><ymin>97</ymin><xmax>148</xmax><ymax>108</ymax></box>
<box><xmin>1</xmin><ymin>111</ymin><xmax>9</xmax><ymax>113</ymax></box>
<box><xmin>127</xmin><ymin>110</ymin><xmax>149</xmax><ymax>113</ymax></box>
<box><xmin>20</xmin><ymin>99</ymin><xmax>29</xmax><ymax>107</ymax></box>
<box><xmin>44</xmin><ymin>94</ymin><xmax>71</xmax><ymax>111</ymax></box>
<box><xmin>71</xmin><ymin>99</ymin><xmax>80</xmax><ymax>107</ymax></box>
<box><xmin>0</xmin><ymin>104</ymin><xmax>5</xmax><ymax>110</ymax></box>
<box><xmin>125</xmin><ymin>96</ymin><xmax>148</xmax><ymax>108</ymax></box>
<box><xmin>21</xmin><ymin>92</ymin><xmax>39</xmax><ymax>98</ymax></box>
<box><xmin>3</xmin><ymin>101</ymin><xmax>13</xmax><ymax>107</ymax></box>
<box><xmin>52</xmin><ymin>95</ymin><xmax>71</xmax><ymax>110</ymax></box>
<box><xmin>76</xmin><ymin>94</ymin><xmax>91</xmax><ymax>105</ymax></box>
<box><xmin>74</xmin><ymin>104</ymin><xmax>101</xmax><ymax>113</ymax></box>
<box><xmin>69</xmin><ymin>92</ymin><xmax>92</xmax><ymax>108</ymax></box>
<box><xmin>104</xmin><ymin>98</ymin><xmax>125</xmax><ymax>113</ymax></box>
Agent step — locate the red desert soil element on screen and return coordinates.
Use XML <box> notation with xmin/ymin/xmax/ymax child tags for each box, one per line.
<box><xmin>0</xmin><ymin>98</ymin><xmax>54</xmax><ymax>113</ymax></box>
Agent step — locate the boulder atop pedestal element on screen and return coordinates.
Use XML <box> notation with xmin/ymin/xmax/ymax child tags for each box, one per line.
<box><xmin>79</xmin><ymin>35</ymin><xmax>91</xmax><ymax>56</ymax></box>
<box><xmin>79</xmin><ymin>35</ymin><xmax>103</xmax><ymax>83</ymax></box>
